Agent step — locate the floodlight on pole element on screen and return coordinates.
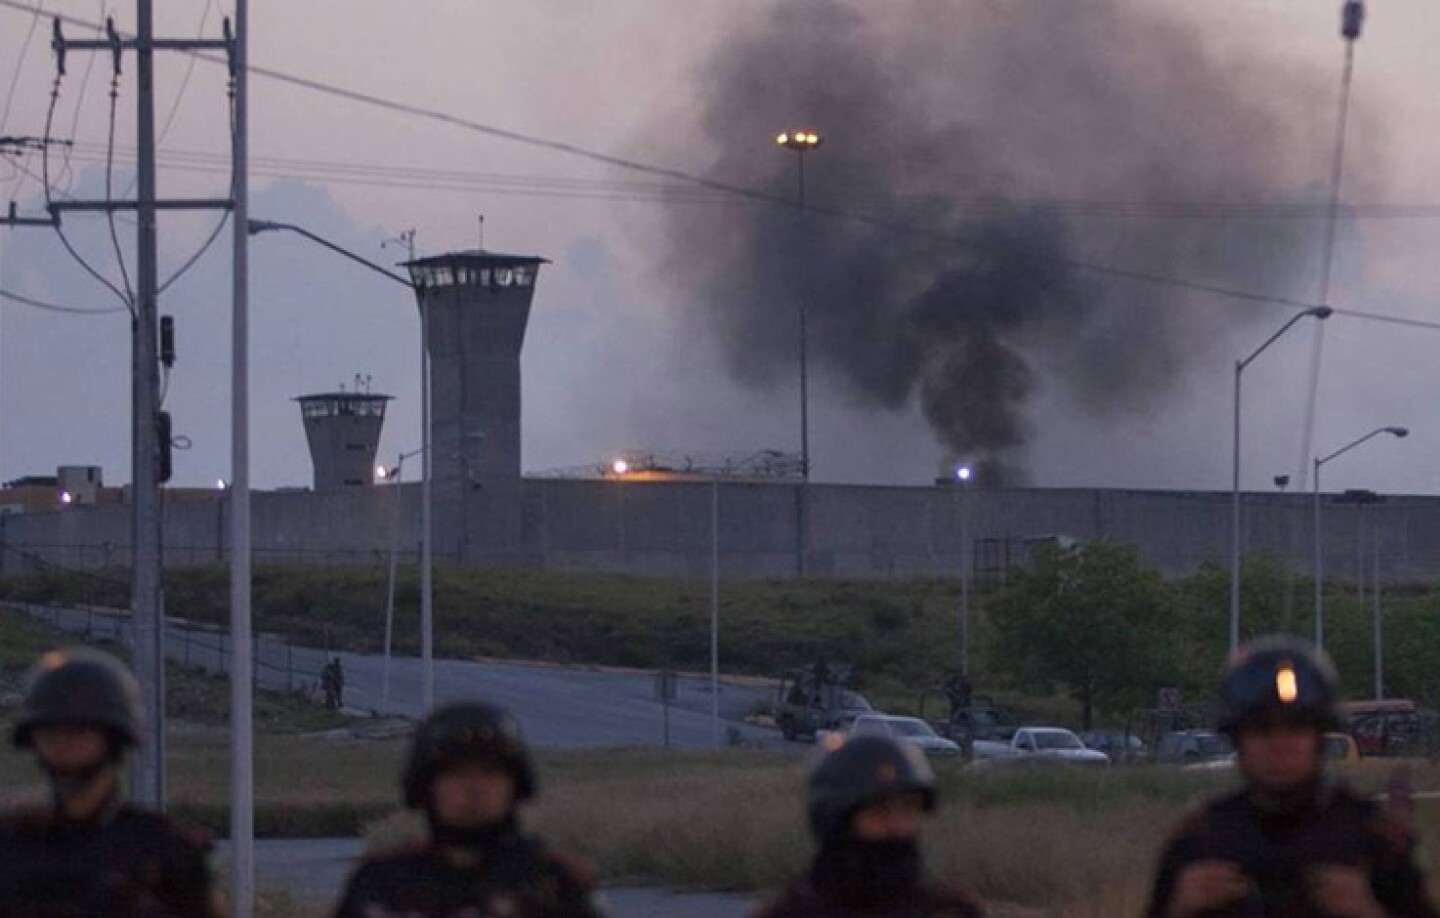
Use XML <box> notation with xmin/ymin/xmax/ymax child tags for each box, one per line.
<box><xmin>953</xmin><ymin>463</ymin><xmax>974</xmax><ymax>676</ymax></box>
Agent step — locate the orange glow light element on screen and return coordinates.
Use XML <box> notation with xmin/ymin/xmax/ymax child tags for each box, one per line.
<box><xmin>1276</xmin><ymin>665</ymin><xmax>1299</xmax><ymax>704</ymax></box>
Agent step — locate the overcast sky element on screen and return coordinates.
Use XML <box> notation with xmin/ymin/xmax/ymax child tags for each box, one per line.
<box><xmin>0</xmin><ymin>1</ymin><xmax>1437</xmax><ymax>495</ymax></box>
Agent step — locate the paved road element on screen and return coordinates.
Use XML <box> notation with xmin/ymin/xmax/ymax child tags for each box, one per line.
<box><xmin>215</xmin><ymin>838</ymin><xmax>755</xmax><ymax>917</ymax></box>
<box><xmin>7</xmin><ymin>603</ymin><xmax>785</xmax><ymax>749</ymax></box>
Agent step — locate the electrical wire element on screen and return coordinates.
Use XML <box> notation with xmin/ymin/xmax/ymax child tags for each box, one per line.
<box><xmin>104</xmin><ymin>71</ymin><xmax>135</xmax><ymax>304</ymax></box>
<box><xmin>40</xmin><ymin>73</ymin><xmax>135</xmax><ymax>314</ymax></box>
<box><xmin>0</xmin><ymin>0</ymin><xmax>45</xmax><ymax>203</ymax></box>
<box><xmin>1296</xmin><ymin>37</ymin><xmax>1361</xmax><ymax>493</ymax></box>
<box><xmin>55</xmin><ymin>0</ymin><xmax>107</xmax><ymax>195</ymax></box>
<box><xmin>156</xmin><ymin>75</ymin><xmax>234</xmax><ymax>295</ymax></box>
<box><xmin>0</xmin><ymin>0</ymin><xmax>43</xmax><ymax>148</ymax></box>
<box><xmin>2</xmin><ymin>0</ymin><xmax>1434</xmax><ymax>334</ymax></box>
<box><xmin>0</xmin><ymin>284</ymin><xmax>128</xmax><ymax>314</ymax></box>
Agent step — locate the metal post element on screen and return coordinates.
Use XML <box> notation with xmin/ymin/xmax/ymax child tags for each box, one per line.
<box><xmin>710</xmin><ymin>476</ymin><xmax>720</xmax><ymax>747</ymax></box>
<box><xmin>382</xmin><ymin>457</ymin><xmax>403</xmax><ymax>711</ymax></box>
<box><xmin>795</xmin><ymin>152</ymin><xmax>809</xmax><ymax>577</ymax></box>
<box><xmin>1229</xmin><ymin>361</ymin><xmax>1242</xmax><ymax>655</ymax></box>
<box><xmin>959</xmin><ymin>484</ymin><xmax>971</xmax><ymax>677</ymax></box>
<box><xmin>420</xmin><ymin>308</ymin><xmax>434</xmax><ymax>711</ymax></box>
<box><xmin>128</xmin><ymin>0</ymin><xmax>165</xmax><ymax>810</ymax></box>
<box><xmin>1373</xmin><ymin>516</ymin><xmax>1382</xmax><ymax>699</ymax></box>
<box><xmin>1314</xmin><ymin>458</ymin><xmax>1324</xmax><ymax>649</ymax></box>
<box><xmin>228</xmin><ymin>0</ymin><xmax>254</xmax><ymax>909</ymax></box>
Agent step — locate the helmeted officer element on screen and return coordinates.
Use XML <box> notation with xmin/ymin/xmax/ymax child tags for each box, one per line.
<box><xmin>0</xmin><ymin>647</ymin><xmax>220</xmax><ymax>917</ymax></box>
<box><xmin>752</xmin><ymin>734</ymin><xmax>984</xmax><ymax>917</ymax></box>
<box><xmin>1146</xmin><ymin>636</ymin><xmax>1438</xmax><ymax>918</ymax></box>
<box><xmin>333</xmin><ymin>700</ymin><xmax>606</xmax><ymax>917</ymax></box>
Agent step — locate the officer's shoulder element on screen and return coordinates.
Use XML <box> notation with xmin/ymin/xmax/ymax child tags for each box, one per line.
<box><xmin>1161</xmin><ymin>789</ymin><xmax>1242</xmax><ymax>843</ymax></box>
<box><xmin>928</xmin><ymin>878</ymin><xmax>986</xmax><ymax>916</ymax></box>
<box><xmin>1326</xmin><ymin>784</ymin><xmax>1416</xmax><ymax>852</ymax></box>
<box><xmin>536</xmin><ymin>846</ymin><xmax>599</xmax><ymax>890</ymax></box>
<box><xmin>116</xmin><ymin>806</ymin><xmax>213</xmax><ymax>854</ymax></box>
<box><xmin>0</xmin><ymin>804</ymin><xmax>56</xmax><ymax>834</ymax></box>
<box><xmin>354</xmin><ymin>838</ymin><xmax>433</xmax><ymax>869</ymax></box>
<box><xmin>747</xmin><ymin>882</ymin><xmax>813</xmax><ymax>918</ymax></box>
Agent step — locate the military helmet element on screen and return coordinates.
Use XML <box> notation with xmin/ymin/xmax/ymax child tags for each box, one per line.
<box><xmin>12</xmin><ymin>647</ymin><xmax>144</xmax><ymax>749</ymax></box>
<box><xmin>807</xmin><ymin>735</ymin><xmax>936</xmax><ymax>840</ymax></box>
<box><xmin>402</xmin><ymin>701</ymin><xmax>537</xmax><ymax>809</ymax></box>
<box><xmin>1217</xmin><ymin>635</ymin><xmax>1341</xmax><ymax>736</ymax></box>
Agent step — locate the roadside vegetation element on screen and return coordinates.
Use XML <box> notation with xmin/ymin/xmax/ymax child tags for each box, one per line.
<box><xmin>2</xmin><ymin>548</ymin><xmax>1435</xmax><ymax>729</ymax></box>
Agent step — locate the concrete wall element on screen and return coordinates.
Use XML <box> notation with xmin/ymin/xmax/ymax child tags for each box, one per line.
<box><xmin>2</xmin><ymin>479</ymin><xmax>1436</xmax><ymax>585</ymax></box>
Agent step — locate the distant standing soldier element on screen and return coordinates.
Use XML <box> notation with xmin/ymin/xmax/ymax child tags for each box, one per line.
<box><xmin>751</xmin><ymin>735</ymin><xmax>984</xmax><ymax>917</ymax></box>
<box><xmin>330</xmin><ymin>656</ymin><xmax>345</xmax><ymax>709</ymax></box>
<box><xmin>0</xmin><ymin>647</ymin><xmax>221</xmax><ymax>917</ymax></box>
<box><xmin>1146</xmin><ymin>636</ymin><xmax>1438</xmax><ymax>918</ymax></box>
<box><xmin>322</xmin><ymin>656</ymin><xmax>344</xmax><ymax>710</ymax></box>
<box><xmin>943</xmin><ymin>671</ymin><xmax>973</xmax><ymax>722</ymax></box>
<box><xmin>333</xmin><ymin>701</ymin><xmax>607</xmax><ymax>917</ymax></box>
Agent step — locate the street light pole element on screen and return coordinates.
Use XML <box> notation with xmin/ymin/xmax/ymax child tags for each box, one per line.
<box><xmin>247</xmin><ymin>220</ymin><xmax>433</xmax><ymax>707</ymax></box>
<box><xmin>955</xmin><ymin>465</ymin><xmax>973</xmax><ymax>676</ymax></box>
<box><xmin>1230</xmin><ymin>307</ymin><xmax>1331</xmax><ymax>654</ymax></box>
<box><xmin>776</xmin><ymin>129</ymin><xmax>821</xmax><ymax>577</ymax></box>
<box><xmin>710</xmin><ymin>476</ymin><xmax>720</xmax><ymax>747</ymax></box>
<box><xmin>1311</xmin><ymin>425</ymin><xmax>1407</xmax><ymax>651</ymax></box>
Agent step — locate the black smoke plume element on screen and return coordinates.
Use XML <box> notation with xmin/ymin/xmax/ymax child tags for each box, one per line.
<box><xmin>643</xmin><ymin>0</ymin><xmax>1359</xmax><ymax>483</ymax></box>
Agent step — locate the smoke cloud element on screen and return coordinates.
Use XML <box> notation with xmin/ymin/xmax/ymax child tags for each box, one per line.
<box><xmin>643</xmin><ymin>0</ymin><xmax>1355</xmax><ymax>483</ymax></box>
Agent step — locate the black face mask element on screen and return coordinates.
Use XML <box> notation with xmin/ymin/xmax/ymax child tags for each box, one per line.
<box><xmin>426</xmin><ymin>807</ymin><xmax>518</xmax><ymax>854</ymax></box>
<box><xmin>812</xmin><ymin>836</ymin><xmax>923</xmax><ymax>904</ymax></box>
<box><xmin>42</xmin><ymin>757</ymin><xmax>119</xmax><ymax>823</ymax></box>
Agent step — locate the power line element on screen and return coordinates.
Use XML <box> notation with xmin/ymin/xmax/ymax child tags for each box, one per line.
<box><xmin>3</xmin><ymin>0</ymin><xmax>1436</xmax><ymax>335</ymax></box>
<box><xmin>104</xmin><ymin>70</ymin><xmax>135</xmax><ymax>303</ymax></box>
<box><xmin>0</xmin><ymin>0</ymin><xmax>43</xmax><ymax>146</ymax></box>
<box><xmin>40</xmin><ymin>72</ymin><xmax>135</xmax><ymax>313</ymax></box>
<box><xmin>0</xmin><ymin>283</ymin><xmax>128</xmax><ymax>314</ymax></box>
<box><xmin>56</xmin><ymin>0</ymin><xmax>106</xmax><ymax>195</ymax></box>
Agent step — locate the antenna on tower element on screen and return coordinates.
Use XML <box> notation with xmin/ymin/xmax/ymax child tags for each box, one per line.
<box><xmin>381</xmin><ymin>228</ymin><xmax>417</xmax><ymax>262</ymax></box>
<box><xmin>478</xmin><ymin>215</ymin><xmax>485</xmax><ymax>250</ymax></box>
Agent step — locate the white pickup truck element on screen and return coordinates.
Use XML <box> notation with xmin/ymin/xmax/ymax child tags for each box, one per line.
<box><xmin>970</xmin><ymin>727</ymin><xmax>1110</xmax><ymax>767</ymax></box>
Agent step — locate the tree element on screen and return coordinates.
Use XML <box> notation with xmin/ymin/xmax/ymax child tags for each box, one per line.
<box><xmin>985</xmin><ymin>541</ymin><xmax>1180</xmax><ymax>729</ymax></box>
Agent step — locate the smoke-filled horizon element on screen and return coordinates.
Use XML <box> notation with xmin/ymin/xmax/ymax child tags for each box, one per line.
<box><xmin>644</xmin><ymin>0</ymin><xmax>1370</xmax><ymax>484</ymax></box>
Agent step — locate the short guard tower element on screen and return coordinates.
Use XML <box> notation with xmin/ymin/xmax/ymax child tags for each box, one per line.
<box><xmin>404</xmin><ymin>250</ymin><xmax>548</xmax><ymax>563</ymax></box>
<box><xmin>295</xmin><ymin>387</ymin><xmax>392</xmax><ymax>490</ymax></box>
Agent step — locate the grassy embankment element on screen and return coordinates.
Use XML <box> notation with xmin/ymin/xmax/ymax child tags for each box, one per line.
<box><xmin>0</xmin><ymin>564</ymin><xmax>1089</xmax><ymax>723</ymax></box>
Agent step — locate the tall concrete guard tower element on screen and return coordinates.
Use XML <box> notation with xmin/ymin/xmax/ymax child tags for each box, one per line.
<box><xmin>404</xmin><ymin>250</ymin><xmax>548</xmax><ymax>562</ymax></box>
<box><xmin>295</xmin><ymin>388</ymin><xmax>392</xmax><ymax>490</ymax></box>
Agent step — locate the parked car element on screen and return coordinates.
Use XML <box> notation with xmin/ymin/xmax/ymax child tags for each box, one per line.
<box><xmin>971</xmin><ymin>727</ymin><xmax>1110</xmax><ymax>767</ymax></box>
<box><xmin>1080</xmin><ymin>730</ymin><xmax>1147</xmax><ymax>764</ymax></box>
<box><xmin>1154</xmin><ymin>730</ymin><xmax>1234</xmax><ymax>768</ymax></box>
<box><xmin>1323</xmin><ymin>731</ymin><xmax>1361</xmax><ymax>765</ymax></box>
<box><xmin>841</xmin><ymin>714</ymin><xmax>963</xmax><ymax>757</ymax></box>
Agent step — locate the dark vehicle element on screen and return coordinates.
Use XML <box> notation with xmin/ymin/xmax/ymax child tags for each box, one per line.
<box><xmin>944</xmin><ymin>701</ymin><xmax>1019</xmax><ymax>746</ymax></box>
<box><xmin>1343</xmin><ymin>699</ymin><xmax>1425</xmax><ymax>758</ymax></box>
<box><xmin>1081</xmin><ymin>730</ymin><xmax>1147</xmax><ymax>764</ymax></box>
<box><xmin>1154</xmin><ymin>730</ymin><xmax>1234</xmax><ymax>767</ymax></box>
<box><xmin>775</xmin><ymin>663</ymin><xmax>874</xmax><ymax>742</ymax></box>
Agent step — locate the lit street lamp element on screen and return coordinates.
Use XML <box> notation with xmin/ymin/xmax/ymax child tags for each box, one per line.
<box><xmin>1230</xmin><ymin>306</ymin><xmax>1331</xmax><ymax>654</ymax></box>
<box><xmin>1312</xmin><ymin>425</ymin><xmax>1407</xmax><ymax>651</ymax></box>
<box><xmin>954</xmin><ymin>465</ymin><xmax>973</xmax><ymax>676</ymax></box>
<box><xmin>776</xmin><ymin>129</ymin><xmax>821</xmax><ymax>577</ymax></box>
<box><xmin>774</xmin><ymin>129</ymin><xmax>821</xmax><ymax>484</ymax></box>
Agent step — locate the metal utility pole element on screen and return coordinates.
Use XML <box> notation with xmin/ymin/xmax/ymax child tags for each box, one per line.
<box><xmin>51</xmin><ymin>3</ymin><xmax>235</xmax><ymax>811</ymax></box>
<box><xmin>229</xmin><ymin>0</ymin><xmax>254</xmax><ymax>912</ymax></box>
